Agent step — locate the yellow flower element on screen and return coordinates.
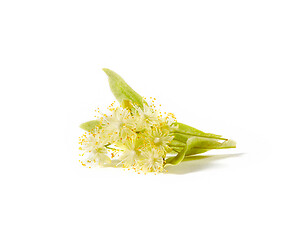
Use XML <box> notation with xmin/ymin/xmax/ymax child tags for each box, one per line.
<box><xmin>118</xmin><ymin>136</ymin><xmax>140</xmax><ymax>168</ymax></box>
<box><xmin>103</xmin><ymin>107</ymin><xmax>136</xmax><ymax>143</ymax></box>
<box><xmin>136</xmin><ymin>148</ymin><xmax>165</xmax><ymax>173</ymax></box>
<box><xmin>80</xmin><ymin>132</ymin><xmax>111</xmax><ymax>167</ymax></box>
<box><xmin>143</xmin><ymin>127</ymin><xmax>174</xmax><ymax>154</ymax></box>
<box><xmin>79</xmin><ymin>100</ymin><xmax>176</xmax><ymax>173</ymax></box>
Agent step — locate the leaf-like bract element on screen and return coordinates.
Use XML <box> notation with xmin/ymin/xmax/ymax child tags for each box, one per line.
<box><xmin>166</xmin><ymin>137</ymin><xmax>236</xmax><ymax>165</ymax></box>
<box><xmin>79</xmin><ymin>120</ymin><xmax>101</xmax><ymax>132</ymax></box>
<box><xmin>103</xmin><ymin>68</ymin><xmax>144</xmax><ymax>109</ymax></box>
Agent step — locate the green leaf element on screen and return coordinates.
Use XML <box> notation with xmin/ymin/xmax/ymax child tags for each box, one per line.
<box><xmin>172</xmin><ymin>133</ymin><xmax>189</xmax><ymax>143</ymax></box>
<box><xmin>171</xmin><ymin>122</ymin><xmax>227</xmax><ymax>140</ymax></box>
<box><xmin>166</xmin><ymin>137</ymin><xmax>236</xmax><ymax>165</ymax></box>
<box><xmin>169</xmin><ymin>139</ymin><xmax>186</xmax><ymax>147</ymax></box>
<box><xmin>103</xmin><ymin>68</ymin><xmax>144</xmax><ymax>109</ymax></box>
<box><xmin>171</xmin><ymin>146</ymin><xmax>209</xmax><ymax>156</ymax></box>
<box><xmin>185</xmin><ymin>148</ymin><xmax>209</xmax><ymax>156</ymax></box>
<box><xmin>186</xmin><ymin>137</ymin><xmax>236</xmax><ymax>150</ymax></box>
<box><xmin>166</xmin><ymin>137</ymin><xmax>201</xmax><ymax>165</ymax></box>
<box><xmin>79</xmin><ymin>120</ymin><xmax>101</xmax><ymax>132</ymax></box>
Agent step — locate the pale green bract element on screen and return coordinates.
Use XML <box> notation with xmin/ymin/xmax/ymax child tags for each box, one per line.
<box><xmin>78</xmin><ymin>68</ymin><xmax>236</xmax><ymax>173</ymax></box>
<box><xmin>102</xmin><ymin>68</ymin><xmax>145</xmax><ymax>109</ymax></box>
<box><xmin>166</xmin><ymin>137</ymin><xmax>236</xmax><ymax>165</ymax></box>
<box><xmin>80</xmin><ymin>120</ymin><xmax>101</xmax><ymax>132</ymax></box>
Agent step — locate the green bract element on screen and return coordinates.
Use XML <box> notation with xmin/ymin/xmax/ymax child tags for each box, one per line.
<box><xmin>102</xmin><ymin>68</ymin><xmax>145</xmax><ymax>109</ymax></box>
<box><xmin>166</xmin><ymin>137</ymin><xmax>236</xmax><ymax>165</ymax></box>
<box><xmin>79</xmin><ymin>120</ymin><xmax>101</xmax><ymax>132</ymax></box>
<box><xmin>171</xmin><ymin>122</ymin><xmax>226</xmax><ymax>140</ymax></box>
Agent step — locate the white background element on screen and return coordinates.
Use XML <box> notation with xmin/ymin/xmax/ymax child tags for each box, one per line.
<box><xmin>1</xmin><ymin>1</ymin><xmax>299</xmax><ymax>239</ymax></box>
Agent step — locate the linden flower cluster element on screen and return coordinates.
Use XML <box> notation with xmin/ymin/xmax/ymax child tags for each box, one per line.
<box><xmin>78</xmin><ymin>68</ymin><xmax>236</xmax><ymax>174</ymax></box>
<box><xmin>79</xmin><ymin>99</ymin><xmax>177</xmax><ymax>173</ymax></box>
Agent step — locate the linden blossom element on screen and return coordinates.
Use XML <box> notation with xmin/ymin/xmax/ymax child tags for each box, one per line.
<box><xmin>79</xmin><ymin>68</ymin><xmax>236</xmax><ymax>174</ymax></box>
<box><xmin>79</xmin><ymin>100</ymin><xmax>175</xmax><ymax>173</ymax></box>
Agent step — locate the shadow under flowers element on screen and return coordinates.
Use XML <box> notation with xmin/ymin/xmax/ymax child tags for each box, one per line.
<box><xmin>165</xmin><ymin>153</ymin><xmax>244</xmax><ymax>175</ymax></box>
